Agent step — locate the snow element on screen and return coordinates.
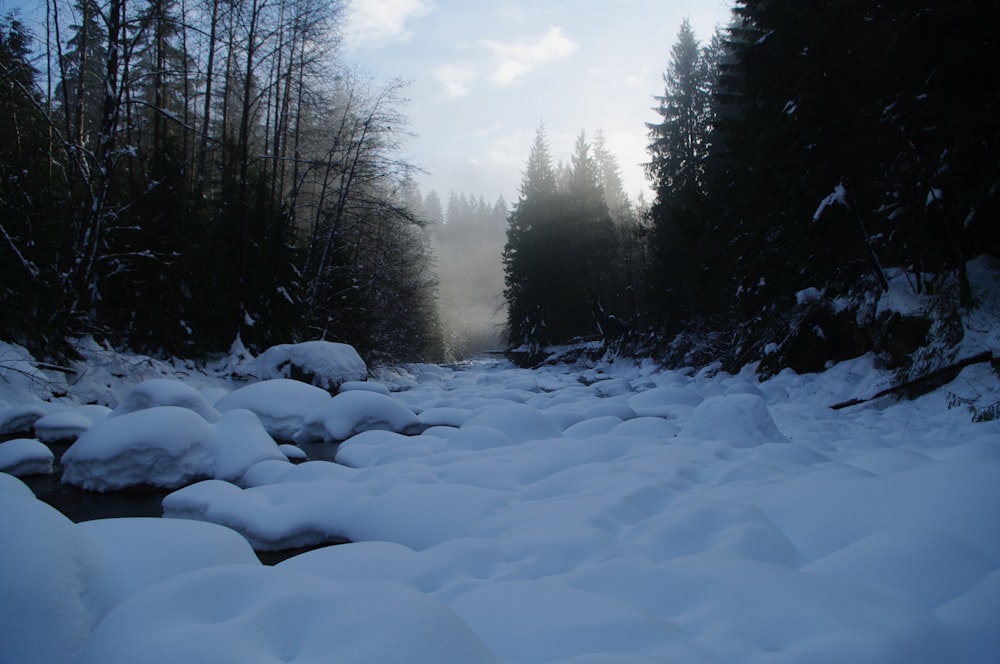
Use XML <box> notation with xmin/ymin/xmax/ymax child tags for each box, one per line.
<box><xmin>111</xmin><ymin>378</ymin><xmax>222</xmax><ymax>421</ymax></box>
<box><xmin>292</xmin><ymin>389</ymin><xmax>422</xmax><ymax>443</ymax></box>
<box><xmin>0</xmin><ymin>403</ymin><xmax>47</xmax><ymax>435</ymax></box>
<box><xmin>812</xmin><ymin>182</ymin><xmax>849</xmax><ymax>221</ymax></box>
<box><xmin>215</xmin><ymin>378</ymin><xmax>333</xmax><ymax>440</ymax></box>
<box><xmin>249</xmin><ymin>340</ymin><xmax>368</xmax><ymax>390</ymax></box>
<box><xmin>2</xmin><ymin>336</ymin><xmax>1000</xmax><ymax>662</ymax></box>
<box><xmin>33</xmin><ymin>405</ymin><xmax>112</xmax><ymax>442</ymax></box>
<box><xmin>0</xmin><ymin>438</ymin><xmax>54</xmax><ymax>476</ymax></box>
<box><xmin>61</xmin><ymin>406</ymin><xmax>287</xmax><ymax>490</ymax></box>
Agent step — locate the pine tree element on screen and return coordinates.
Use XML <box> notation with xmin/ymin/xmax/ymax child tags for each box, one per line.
<box><xmin>503</xmin><ymin>127</ymin><xmax>619</xmax><ymax>352</ymax></box>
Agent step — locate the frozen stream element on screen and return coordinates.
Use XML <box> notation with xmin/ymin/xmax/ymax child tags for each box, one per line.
<box><xmin>3</xmin><ymin>352</ymin><xmax>1000</xmax><ymax>664</ymax></box>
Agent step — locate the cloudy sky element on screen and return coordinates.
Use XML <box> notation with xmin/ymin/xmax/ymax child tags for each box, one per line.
<box><xmin>342</xmin><ymin>0</ymin><xmax>734</xmax><ymax>205</ymax></box>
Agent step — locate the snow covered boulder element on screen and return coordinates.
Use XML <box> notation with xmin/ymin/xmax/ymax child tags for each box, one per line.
<box><xmin>293</xmin><ymin>390</ymin><xmax>421</xmax><ymax>443</ymax></box>
<box><xmin>79</xmin><ymin>517</ymin><xmax>260</xmax><ymax>617</ymax></box>
<box><xmin>627</xmin><ymin>386</ymin><xmax>703</xmax><ymax>418</ymax></box>
<box><xmin>33</xmin><ymin>404</ymin><xmax>112</xmax><ymax>442</ymax></box>
<box><xmin>74</xmin><ymin>565</ymin><xmax>503</xmax><ymax>664</ymax></box>
<box><xmin>0</xmin><ymin>491</ymin><xmax>104</xmax><ymax>664</ymax></box>
<box><xmin>214</xmin><ymin>378</ymin><xmax>332</xmax><ymax>440</ymax></box>
<box><xmin>63</xmin><ymin>406</ymin><xmax>216</xmax><ymax>490</ymax></box>
<box><xmin>461</xmin><ymin>404</ymin><xmax>561</xmax><ymax>443</ymax></box>
<box><xmin>679</xmin><ymin>394</ymin><xmax>788</xmax><ymax>446</ymax></box>
<box><xmin>62</xmin><ymin>406</ymin><xmax>287</xmax><ymax>490</ymax></box>
<box><xmin>111</xmin><ymin>379</ymin><xmax>221</xmax><ymax>422</ymax></box>
<box><xmin>0</xmin><ymin>438</ymin><xmax>54</xmax><ymax>476</ymax></box>
<box><xmin>0</xmin><ymin>403</ymin><xmax>47</xmax><ymax>435</ymax></box>
<box><xmin>250</xmin><ymin>341</ymin><xmax>367</xmax><ymax>391</ymax></box>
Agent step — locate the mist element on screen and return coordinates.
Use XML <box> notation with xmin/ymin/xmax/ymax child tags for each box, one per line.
<box><xmin>424</xmin><ymin>191</ymin><xmax>509</xmax><ymax>361</ymax></box>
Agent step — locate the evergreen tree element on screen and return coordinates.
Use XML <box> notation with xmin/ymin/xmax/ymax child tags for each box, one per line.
<box><xmin>644</xmin><ymin>20</ymin><xmax>724</xmax><ymax>335</ymax></box>
<box><xmin>503</xmin><ymin>127</ymin><xmax>618</xmax><ymax>352</ymax></box>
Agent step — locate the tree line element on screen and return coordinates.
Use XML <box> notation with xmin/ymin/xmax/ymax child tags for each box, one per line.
<box><xmin>504</xmin><ymin>1</ymin><xmax>999</xmax><ymax>373</ymax></box>
<box><xmin>0</xmin><ymin>0</ymin><xmax>442</xmax><ymax>363</ymax></box>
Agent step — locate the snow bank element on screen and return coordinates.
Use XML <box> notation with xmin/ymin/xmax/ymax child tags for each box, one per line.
<box><xmin>249</xmin><ymin>341</ymin><xmax>367</xmax><ymax>391</ymax></box>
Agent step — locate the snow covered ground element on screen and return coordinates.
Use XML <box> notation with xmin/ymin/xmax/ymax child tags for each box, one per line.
<box><xmin>2</xmin><ymin>339</ymin><xmax>1000</xmax><ymax>663</ymax></box>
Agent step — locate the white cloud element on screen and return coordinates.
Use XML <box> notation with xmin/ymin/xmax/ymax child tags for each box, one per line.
<box><xmin>435</xmin><ymin>63</ymin><xmax>478</xmax><ymax>99</ymax></box>
<box><xmin>480</xmin><ymin>27</ymin><xmax>578</xmax><ymax>86</ymax></box>
<box><xmin>344</xmin><ymin>0</ymin><xmax>434</xmax><ymax>48</ymax></box>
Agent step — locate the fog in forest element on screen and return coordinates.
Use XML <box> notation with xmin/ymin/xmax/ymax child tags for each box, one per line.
<box><xmin>421</xmin><ymin>191</ymin><xmax>509</xmax><ymax>360</ymax></box>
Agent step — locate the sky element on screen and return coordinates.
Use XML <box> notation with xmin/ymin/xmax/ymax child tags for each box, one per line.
<box><xmin>0</xmin><ymin>0</ymin><xmax>733</xmax><ymax>205</ymax></box>
<box><xmin>341</xmin><ymin>0</ymin><xmax>734</xmax><ymax>205</ymax></box>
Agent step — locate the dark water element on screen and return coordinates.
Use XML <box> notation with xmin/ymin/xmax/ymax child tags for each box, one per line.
<box><xmin>15</xmin><ymin>437</ymin><xmax>348</xmax><ymax>564</ymax></box>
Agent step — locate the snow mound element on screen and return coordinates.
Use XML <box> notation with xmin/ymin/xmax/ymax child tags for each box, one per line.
<box><xmin>111</xmin><ymin>379</ymin><xmax>221</xmax><ymax>422</ymax></box>
<box><xmin>0</xmin><ymin>471</ymin><xmax>34</xmax><ymax>496</ymax></box>
<box><xmin>0</xmin><ymin>492</ymin><xmax>103</xmax><ymax>664</ymax></box>
<box><xmin>250</xmin><ymin>341</ymin><xmax>367</xmax><ymax>391</ymax></box>
<box><xmin>0</xmin><ymin>438</ymin><xmax>54</xmax><ymax>476</ymax></box>
<box><xmin>214</xmin><ymin>379</ymin><xmax>332</xmax><ymax>440</ymax></box>
<box><xmin>0</xmin><ymin>489</ymin><xmax>263</xmax><ymax>664</ymax></box>
<box><xmin>33</xmin><ymin>404</ymin><xmax>112</xmax><ymax>442</ymax></box>
<box><xmin>0</xmin><ymin>404</ymin><xmax>47</xmax><ymax>435</ymax></box>
<box><xmin>679</xmin><ymin>394</ymin><xmax>789</xmax><ymax>446</ymax></box>
<box><xmin>75</xmin><ymin>565</ymin><xmax>503</xmax><ymax>664</ymax></box>
<box><xmin>627</xmin><ymin>386</ymin><xmax>703</xmax><ymax>418</ymax></box>
<box><xmin>62</xmin><ymin>406</ymin><xmax>286</xmax><ymax>490</ymax></box>
<box><xmin>339</xmin><ymin>379</ymin><xmax>391</xmax><ymax>395</ymax></box>
<box><xmin>460</xmin><ymin>404</ymin><xmax>561</xmax><ymax>443</ymax></box>
<box><xmin>293</xmin><ymin>390</ymin><xmax>421</xmax><ymax>443</ymax></box>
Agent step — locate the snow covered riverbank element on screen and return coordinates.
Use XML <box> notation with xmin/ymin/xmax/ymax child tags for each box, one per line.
<box><xmin>2</xmin><ymin>341</ymin><xmax>999</xmax><ymax>663</ymax></box>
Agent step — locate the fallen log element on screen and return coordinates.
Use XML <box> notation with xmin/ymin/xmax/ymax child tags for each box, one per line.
<box><xmin>830</xmin><ymin>350</ymin><xmax>994</xmax><ymax>410</ymax></box>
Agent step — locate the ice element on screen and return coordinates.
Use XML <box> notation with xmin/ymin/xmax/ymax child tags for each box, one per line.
<box><xmin>0</xmin><ymin>438</ymin><xmax>54</xmax><ymax>476</ymax></box>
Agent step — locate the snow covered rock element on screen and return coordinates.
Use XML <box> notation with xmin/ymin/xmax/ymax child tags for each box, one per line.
<box><xmin>62</xmin><ymin>406</ymin><xmax>286</xmax><ymax>490</ymax></box>
<box><xmin>0</xmin><ymin>438</ymin><xmax>54</xmax><ymax>476</ymax></box>
<box><xmin>74</xmin><ymin>565</ymin><xmax>503</xmax><ymax>664</ymax></box>
<box><xmin>627</xmin><ymin>386</ymin><xmax>703</xmax><ymax>418</ymax></box>
<box><xmin>339</xmin><ymin>379</ymin><xmax>391</xmax><ymax>395</ymax></box>
<box><xmin>79</xmin><ymin>517</ymin><xmax>260</xmax><ymax>617</ymax></box>
<box><xmin>0</xmin><ymin>404</ymin><xmax>47</xmax><ymax>435</ymax></box>
<box><xmin>0</xmin><ymin>491</ymin><xmax>104</xmax><ymax>664</ymax></box>
<box><xmin>214</xmin><ymin>378</ymin><xmax>332</xmax><ymax>440</ymax></box>
<box><xmin>679</xmin><ymin>394</ymin><xmax>788</xmax><ymax>446</ymax></box>
<box><xmin>460</xmin><ymin>404</ymin><xmax>561</xmax><ymax>443</ymax></box>
<box><xmin>33</xmin><ymin>404</ymin><xmax>112</xmax><ymax>442</ymax></box>
<box><xmin>249</xmin><ymin>341</ymin><xmax>367</xmax><ymax>391</ymax></box>
<box><xmin>111</xmin><ymin>379</ymin><xmax>221</xmax><ymax>422</ymax></box>
<box><xmin>293</xmin><ymin>390</ymin><xmax>421</xmax><ymax>443</ymax></box>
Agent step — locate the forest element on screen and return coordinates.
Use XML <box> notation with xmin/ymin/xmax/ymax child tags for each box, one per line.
<box><xmin>503</xmin><ymin>1</ymin><xmax>999</xmax><ymax>375</ymax></box>
<box><xmin>2</xmin><ymin>1</ymin><xmax>998</xmax><ymax>375</ymax></box>
<box><xmin>1</xmin><ymin>0</ymin><xmax>442</xmax><ymax>363</ymax></box>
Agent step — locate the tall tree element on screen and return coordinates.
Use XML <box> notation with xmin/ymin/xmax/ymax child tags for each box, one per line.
<box><xmin>503</xmin><ymin>127</ymin><xmax>619</xmax><ymax>353</ymax></box>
